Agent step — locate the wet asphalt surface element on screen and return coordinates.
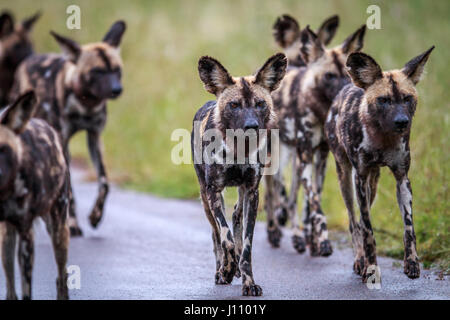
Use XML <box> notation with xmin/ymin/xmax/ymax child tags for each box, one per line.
<box><xmin>1</xmin><ymin>169</ymin><xmax>448</xmax><ymax>300</ymax></box>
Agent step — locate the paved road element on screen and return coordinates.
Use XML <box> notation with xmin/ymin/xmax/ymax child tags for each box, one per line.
<box><xmin>1</xmin><ymin>169</ymin><xmax>448</xmax><ymax>300</ymax></box>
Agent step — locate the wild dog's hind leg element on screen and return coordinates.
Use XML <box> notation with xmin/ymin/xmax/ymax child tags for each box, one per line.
<box><xmin>335</xmin><ymin>161</ymin><xmax>364</xmax><ymax>275</ymax></box>
<box><xmin>264</xmin><ymin>174</ymin><xmax>282</xmax><ymax>247</ymax></box>
<box><xmin>392</xmin><ymin>167</ymin><xmax>420</xmax><ymax>279</ymax></box>
<box><xmin>232</xmin><ymin>187</ymin><xmax>244</xmax><ymax>278</ymax></box>
<box><xmin>87</xmin><ymin>130</ymin><xmax>109</xmax><ymax>229</ymax></box>
<box><xmin>241</xmin><ymin>188</ymin><xmax>262</xmax><ymax>296</ymax></box>
<box><xmin>44</xmin><ymin>178</ymin><xmax>70</xmax><ymax>299</ymax></box>
<box><xmin>206</xmin><ymin>188</ymin><xmax>237</xmax><ymax>284</ymax></box>
<box><xmin>1</xmin><ymin>222</ymin><xmax>18</xmax><ymax>300</ymax></box>
<box><xmin>63</xmin><ymin>147</ymin><xmax>82</xmax><ymax>237</ymax></box>
<box><xmin>18</xmin><ymin>230</ymin><xmax>34</xmax><ymax>300</ymax></box>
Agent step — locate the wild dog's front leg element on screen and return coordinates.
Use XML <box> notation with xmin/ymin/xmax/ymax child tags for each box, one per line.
<box><xmin>18</xmin><ymin>231</ymin><xmax>34</xmax><ymax>300</ymax></box>
<box><xmin>287</xmin><ymin>156</ymin><xmax>307</xmax><ymax>253</ymax></box>
<box><xmin>1</xmin><ymin>222</ymin><xmax>18</xmax><ymax>300</ymax></box>
<box><xmin>232</xmin><ymin>187</ymin><xmax>244</xmax><ymax>278</ymax></box>
<box><xmin>335</xmin><ymin>161</ymin><xmax>364</xmax><ymax>275</ymax></box>
<box><xmin>354</xmin><ymin>173</ymin><xmax>378</xmax><ymax>282</ymax></box>
<box><xmin>241</xmin><ymin>189</ymin><xmax>262</xmax><ymax>296</ymax></box>
<box><xmin>87</xmin><ymin>130</ymin><xmax>109</xmax><ymax>228</ymax></box>
<box><xmin>298</xmin><ymin>149</ymin><xmax>332</xmax><ymax>257</ymax></box>
<box><xmin>264</xmin><ymin>174</ymin><xmax>282</xmax><ymax>247</ymax></box>
<box><xmin>301</xmin><ymin>142</ymin><xmax>330</xmax><ymax>251</ymax></box>
<box><xmin>394</xmin><ymin>174</ymin><xmax>420</xmax><ymax>279</ymax></box>
<box><xmin>206</xmin><ymin>188</ymin><xmax>237</xmax><ymax>284</ymax></box>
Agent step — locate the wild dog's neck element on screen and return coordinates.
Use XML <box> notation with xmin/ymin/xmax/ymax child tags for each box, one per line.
<box><xmin>64</xmin><ymin>63</ymin><xmax>105</xmax><ymax>108</ymax></box>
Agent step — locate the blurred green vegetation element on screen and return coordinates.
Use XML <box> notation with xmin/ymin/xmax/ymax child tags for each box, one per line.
<box><xmin>6</xmin><ymin>0</ymin><xmax>449</xmax><ymax>269</ymax></box>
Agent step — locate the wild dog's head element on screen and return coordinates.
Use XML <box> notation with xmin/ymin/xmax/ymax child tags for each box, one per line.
<box><xmin>198</xmin><ymin>53</ymin><xmax>287</xmax><ymax>134</ymax></box>
<box><xmin>273</xmin><ymin>14</ymin><xmax>339</xmax><ymax>67</ymax></box>
<box><xmin>50</xmin><ymin>20</ymin><xmax>126</xmax><ymax>103</ymax></box>
<box><xmin>0</xmin><ymin>91</ymin><xmax>36</xmax><ymax>199</ymax></box>
<box><xmin>0</xmin><ymin>11</ymin><xmax>40</xmax><ymax>69</ymax></box>
<box><xmin>299</xmin><ymin>24</ymin><xmax>366</xmax><ymax>103</ymax></box>
<box><xmin>346</xmin><ymin>47</ymin><xmax>434</xmax><ymax>141</ymax></box>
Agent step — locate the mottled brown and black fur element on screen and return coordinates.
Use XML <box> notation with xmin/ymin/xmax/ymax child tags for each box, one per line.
<box><xmin>192</xmin><ymin>53</ymin><xmax>287</xmax><ymax>296</ymax></box>
<box><xmin>265</xmin><ymin>24</ymin><xmax>366</xmax><ymax>256</ymax></box>
<box><xmin>325</xmin><ymin>47</ymin><xmax>434</xmax><ymax>281</ymax></box>
<box><xmin>0</xmin><ymin>11</ymin><xmax>40</xmax><ymax>106</ymax></box>
<box><xmin>10</xmin><ymin>21</ymin><xmax>126</xmax><ymax>236</ymax></box>
<box><xmin>0</xmin><ymin>91</ymin><xmax>70</xmax><ymax>299</ymax></box>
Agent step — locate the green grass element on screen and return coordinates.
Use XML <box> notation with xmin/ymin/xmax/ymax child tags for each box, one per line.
<box><xmin>7</xmin><ymin>0</ymin><xmax>449</xmax><ymax>269</ymax></box>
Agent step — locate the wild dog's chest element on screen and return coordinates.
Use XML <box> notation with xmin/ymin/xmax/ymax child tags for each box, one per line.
<box><xmin>356</xmin><ymin>129</ymin><xmax>410</xmax><ymax>170</ymax></box>
<box><xmin>63</xmin><ymin>94</ymin><xmax>106</xmax><ymax>137</ymax></box>
<box><xmin>207</xmin><ymin>164</ymin><xmax>261</xmax><ymax>188</ymax></box>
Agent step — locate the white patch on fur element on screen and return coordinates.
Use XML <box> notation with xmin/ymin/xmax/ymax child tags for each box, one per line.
<box><xmin>284</xmin><ymin>117</ymin><xmax>296</xmax><ymax>140</ymax></box>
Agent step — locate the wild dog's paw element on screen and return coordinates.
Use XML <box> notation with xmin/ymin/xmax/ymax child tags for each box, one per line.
<box><xmin>69</xmin><ymin>225</ymin><xmax>83</xmax><ymax>237</ymax></box>
<box><xmin>267</xmin><ymin>226</ymin><xmax>282</xmax><ymax>248</ymax></box>
<box><xmin>242</xmin><ymin>283</ymin><xmax>263</xmax><ymax>296</ymax></box>
<box><xmin>89</xmin><ymin>207</ymin><xmax>103</xmax><ymax>228</ymax></box>
<box><xmin>215</xmin><ymin>271</ymin><xmax>231</xmax><ymax>285</ymax></box>
<box><xmin>6</xmin><ymin>291</ymin><xmax>18</xmax><ymax>300</ymax></box>
<box><xmin>56</xmin><ymin>275</ymin><xmax>69</xmax><ymax>300</ymax></box>
<box><xmin>353</xmin><ymin>255</ymin><xmax>365</xmax><ymax>276</ymax></box>
<box><xmin>292</xmin><ymin>235</ymin><xmax>306</xmax><ymax>254</ymax></box>
<box><xmin>276</xmin><ymin>207</ymin><xmax>288</xmax><ymax>226</ymax></box>
<box><xmin>404</xmin><ymin>259</ymin><xmax>420</xmax><ymax>279</ymax></box>
<box><xmin>215</xmin><ymin>262</ymin><xmax>236</xmax><ymax>285</ymax></box>
<box><xmin>318</xmin><ymin>239</ymin><xmax>333</xmax><ymax>257</ymax></box>
<box><xmin>361</xmin><ymin>264</ymin><xmax>379</xmax><ymax>283</ymax></box>
<box><xmin>234</xmin><ymin>267</ymin><xmax>241</xmax><ymax>279</ymax></box>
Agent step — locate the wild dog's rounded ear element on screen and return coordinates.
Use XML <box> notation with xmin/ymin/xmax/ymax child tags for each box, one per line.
<box><xmin>103</xmin><ymin>20</ymin><xmax>126</xmax><ymax>47</ymax></box>
<box><xmin>316</xmin><ymin>15</ymin><xmax>339</xmax><ymax>46</ymax></box>
<box><xmin>402</xmin><ymin>46</ymin><xmax>435</xmax><ymax>85</ymax></box>
<box><xmin>299</xmin><ymin>26</ymin><xmax>325</xmax><ymax>64</ymax></box>
<box><xmin>341</xmin><ymin>25</ymin><xmax>366</xmax><ymax>54</ymax></box>
<box><xmin>1</xmin><ymin>91</ymin><xmax>37</xmax><ymax>134</ymax></box>
<box><xmin>0</xmin><ymin>11</ymin><xmax>15</xmax><ymax>38</ymax></box>
<box><xmin>198</xmin><ymin>56</ymin><xmax>234</xmax><ymax>96</ymax></box>
<box><xmin>346</xmin><ymin>52</ymin><xmax>382</xmax><ymax>89</ymax></box>
<box><xmin>255</xmin><ymin>53</ymin><xmax>287</xmax><ymax>92</ymax></box>
<box><xmin>22</xmin><ymin>11</ymin><xmax>41</xmax><ymax>32</ymax></box>
<box><xmin>273</xmin><ymin>14</ymin><xmax>301</xmax><ymax>49</ymax></box>
<box><xmin>50</xmin><ymin>31</ymin><xmax>81</xmax><ymax>63</ymax></box>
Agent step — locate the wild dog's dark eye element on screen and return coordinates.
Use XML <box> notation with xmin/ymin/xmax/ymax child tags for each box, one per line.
<box><xmin>324</xmin><ymin>72</ymin><xmax>337</xmax><ymax>80</ymax></box>
<box><xmin>91</xmin><ymin>68</ymin><xmax>107</xmax><ymax>75</ymax></box>
<box><xmin>229</xmin><ymin>102</ymin><xmax>241</xmax><ymax>109</ymax></box>
<box><xmin>377</xmin><ymin>97</ymin><xmax>391</xmax><ymax>106</ymax></box>
<box><xmin>256</xmin><ymin>101</ymin><xmax>266</xmax><ymax>109</ymax></box>
<box><xmin>404</xmin><ymin>95</ymin><xmax>413</xmax><ymax>105</ymax></box>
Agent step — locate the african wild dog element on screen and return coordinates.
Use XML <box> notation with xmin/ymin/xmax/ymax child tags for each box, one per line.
<box><xmin>265</xmin><ymin>24</ymin><xmax>366</xmax><ymax>256</ymax></box>
<box><xmin>10</xmin><ymin>21</ymin><xmax>126</xmax><ymax>236</ymax></box>
<box><xmin>267</xmin><ymin>14</ymin><xmax>340</xmax><ymax>233</ymax></box>
<box><xmin>0</xmin><ymin>11</ymin><xmax>40</xmax><ymax>105</ymax></box>
<box><xmin>273</xmin><ymin>14</ymin><xmax>339</xmax><ymax>68</ymax></box>
<box><xmin>192</xmin><ymin>53</ymin><xmax>287</xmax><ymax>296</ymax></box>
<box><xmin>0</xmin><ymin>91</ymin><xmax>70</xmax><ymax>299</ymax></box>
<box><xmin>325</xmin><ymin>47</ymin><xmax>434</xmax><ymax>281</ymax></box>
